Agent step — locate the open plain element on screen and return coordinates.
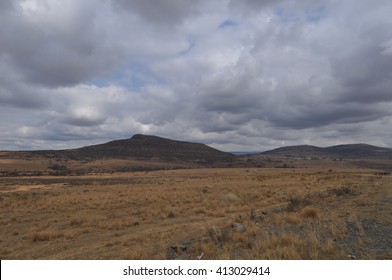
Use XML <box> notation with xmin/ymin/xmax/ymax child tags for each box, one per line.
<box><xmin>1</xmin><ymin>167</ymin><xmax>391</xmax><ymax>259</ymax></box>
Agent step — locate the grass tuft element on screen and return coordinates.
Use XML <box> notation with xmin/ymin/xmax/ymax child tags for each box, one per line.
<box><xmin>30</xmin><ymin>231</ymin><xmax>64</xmax><ymax>242</ymax></box>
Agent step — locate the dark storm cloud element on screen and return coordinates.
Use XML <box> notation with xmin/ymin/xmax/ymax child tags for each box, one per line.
<box><xmin>0</xmin><ymin>1</ymin><xmax>126</xmax><ymax>88</ymax></box>
<box><xmin>0</xmin><ymin>69</ymin><xmax>50</xmax><ymax>109</ymax></box>
<box><xmin>331</xmin><ymin>44</ymin><xmax>392</xmax><ymax>104</ymax></box>
<box><xmin>266</xmin><ymin>102</ymin><xmax>390</xmax><ymax>130</ymax></box>
<box><xmin>0</xmin><ymin>0</ymin><xmax>13</xmax><ymax>10</ymax></box>
<box><xmin>114</xmin><ymin>0</ymin><xmax>202</xmax><ymax>27</ymax></box>
<box><xmin>190</xmin><ymin>0</ymin><xmax>392</xmax><ymax>135</ymax></box>
<box><xmin>63</xmin><ymin>116</ymin><xmax>107</xmax><ymax>127</ymax></box>
<box><xmin>197</xmin><ymin>70</ymin><xmax>264</xmax><ymax>114</ymax></box>
<box><xmin>229</xmin><ymin>0</ymin><xmax>282</xmax><ymax>12</ymax></box>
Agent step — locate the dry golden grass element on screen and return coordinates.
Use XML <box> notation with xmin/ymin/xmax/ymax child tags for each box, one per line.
<box><xmin>30</xmin><ymin>231</ymin><xmax>65</xmax><ymax>242</ymax></box>
<box><xmin>301</xmin><ymin>206</ymin><xmax>320</xmax><ymax>219</ymax></box>
<box><xmin>0</xmin><ymin>167</ymin><xmax>391</xmax><ymax>259</ymax></box>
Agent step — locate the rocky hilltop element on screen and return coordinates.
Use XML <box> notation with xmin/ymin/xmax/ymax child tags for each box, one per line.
<box><xmin>63</xmin><ymin>134</ymin><xmax>236</xmax><ymax>165</ymax></box>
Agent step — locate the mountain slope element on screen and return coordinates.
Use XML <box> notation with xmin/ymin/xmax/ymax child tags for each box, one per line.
<box><xmin>261</xmin><ymin>145</ymin><xmax>329</xmax><ymax>158</ymax></box>
<box><xmin>2</xmin><ymin>136</ymin><xmax>392</xmax><ymax>175</ymax></box>
<box><xmin>36</xmin><ymin>134</ymin><xmax>236</xmax><ymax>165</ymax></box>
<box><xmin>325</xmin><ymin>144</ymin><xmax>392</xmax><ymax>159</ymax></box>
<box><xmin>260</xmin><ymin>143</ymin><xmax>392</xmax><ymax>159</ymax></box>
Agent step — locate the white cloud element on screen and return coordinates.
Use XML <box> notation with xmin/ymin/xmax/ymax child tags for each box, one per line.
<box><xmin>1</xmin><ymin>0</ymin><xmax>392</xmax><ymax>151</ymax></box>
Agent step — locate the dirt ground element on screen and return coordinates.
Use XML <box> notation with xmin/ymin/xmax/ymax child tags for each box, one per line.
<box><xmin>0</xmin><ymin>168</ymin><xmax>391</xmax><ymax>259</ymax></box>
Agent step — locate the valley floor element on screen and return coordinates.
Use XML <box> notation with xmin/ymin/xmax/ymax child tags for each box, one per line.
<box><xmin>0</xmin><ymin>168</ymin><xmax>391</xmax><ymax>259</ymax></box>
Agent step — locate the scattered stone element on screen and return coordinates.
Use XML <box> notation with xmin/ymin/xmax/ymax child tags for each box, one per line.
<box><xmin>166</xmin><ymin>246</ymin><xmax>182</xmax><ymax>260</ymax></box>
<box><xmin>222</xmin><ymin>192</ymin><xmax>241</xmax><ymax>203</ymax></box>
<box><xmin>166</xmin><ymin>241</ymin><xmax>193</xmax><ymax>260</ymax></box>
<box><xmin>233</xmin><ymin>223</ymin><xmax>246</xmax><ymax>233</ymax></box>
<box><xmin>249</xmin><ymin>209</ymin><xmax>256</xmax><ymax>221</ymax></box>
<box><xmin>200</xmin><ymin>236</ymin><xmax>210</xmax><ymax>243</ymax></box>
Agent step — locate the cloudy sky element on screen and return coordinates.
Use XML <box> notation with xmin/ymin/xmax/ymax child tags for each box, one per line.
<box><xmin>1</xmin><ymin>0</ymin><xmax>392</xmax><ymax>151</ymax></box>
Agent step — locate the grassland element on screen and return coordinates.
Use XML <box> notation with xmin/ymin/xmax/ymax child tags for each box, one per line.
<box><xmin>0</xmin><ymin>168</ymin><xmax>391</xmax><ymax>259</ymax></box>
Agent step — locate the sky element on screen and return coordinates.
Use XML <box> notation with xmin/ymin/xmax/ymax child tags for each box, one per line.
<box><xmin>1</xmin><ymin>0</ymin><xmax>392</xmax><ymax>152</ymax></box>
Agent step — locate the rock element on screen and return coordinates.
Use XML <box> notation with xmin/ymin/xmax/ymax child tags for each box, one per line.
<box><xmin>166</xmin><ymin>246</ymin><xmax>182</xmax><ymax>260</ymax></box>
<box><xmin>200</xmin><ymin>236</ymin><xmax>210</xmax><ymax>243</ymax></box>
<box><xmin>166</xmin><ymin>241</ymin><xmax>193</xmax><ymax>260</ymax></box>
<box><xmin>233</xmin><ymin>223</ymin><xmax>246</xmax><ymax>233</ymax></box>
<box><xmin>222</xmin><ymin>192</ymin><xmax>241</xmax><ymax>203</ymax></box>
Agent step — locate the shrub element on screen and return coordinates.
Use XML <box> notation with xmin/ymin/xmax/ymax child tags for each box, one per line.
<box><xmin>287</xmin><ymin>197</ymin><xmax>311</xmax><ymax>212</ymax></box>
<box><xmin>30</xmin><ymin>231</ymin><xmax>64</xmax><ymax>242</ymax></box>
<box><xmin>301</xmin><ymin>206</ymin><xmax>320</xmax><ymax>219</ymax></box>
<box><xmin>330</xmin><ymin>186</ymin><xmax>358</xmax><ymax>196</ymax></box>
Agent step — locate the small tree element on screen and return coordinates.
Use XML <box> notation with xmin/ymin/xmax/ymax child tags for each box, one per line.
<box><xmin>49</xmin><ymin>163</ymin><xmax>67</xmax><ymax>175</ymax></box>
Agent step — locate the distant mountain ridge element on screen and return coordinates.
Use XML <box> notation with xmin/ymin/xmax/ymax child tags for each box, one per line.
<box><xmin>34</xmin><ymin>134</ymin><xmax>236</xmax><ymax>166</ymax></box>
<box><xmin>3</xmin><ymin>135</ymin><xmax>392</xmax><ymax>161</ymax></box>
<box><xmin>2</xmin><ymin>135</ymin><xmax>392</xmax><ymax>175</ymax></box>
<box><xmin>260</xmin><ymin>143</ymin><xmax>392</xmax><ymax>159</ymax></box>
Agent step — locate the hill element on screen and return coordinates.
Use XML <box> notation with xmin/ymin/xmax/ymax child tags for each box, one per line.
<box><xmin>261</xmin><ymin>143</ymin><xmax>392</xmax><ymax>160</ymax></box>
<box><xmin>325</xmin><ymin>144</ymin><xmax>392</xmax><ymax>159</ymax></box>
<box><xmin>0</xmin><ymin>134</ymin><xmax>240</xmax><ymax>175</ymax></box>
<box><xmin>61</xmin><ymin>134</ymin><xmax>236</xmax><ymax>164</ymax></box>
<box><xmin>245</xmin><ymin>143</ymin><xmax>392</xmax><ymax>170</ymax></box>
<box><xmin>260</xmin><ymin>145</ymin><xmax>329</xmax><ymax>158</ymax></box>
<box><xmin>2</xmin><ymin>136</ymin><xmax>392</xmax><ymax>175</ymax></box>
